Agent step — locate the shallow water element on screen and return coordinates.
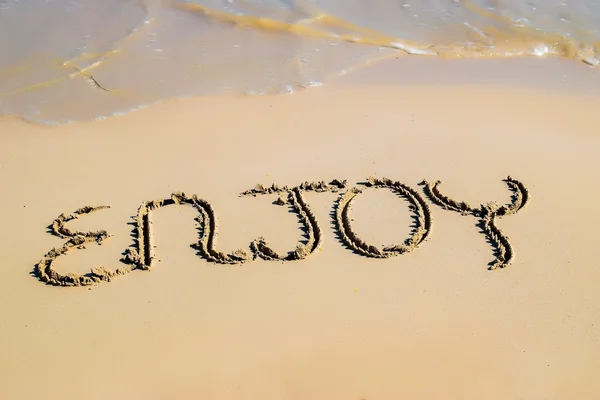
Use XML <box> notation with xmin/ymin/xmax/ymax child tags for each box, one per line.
<box><xmin>1</xmin><ymin>0</ymin><xmax>600</xmax><ymax>124</ymax></box>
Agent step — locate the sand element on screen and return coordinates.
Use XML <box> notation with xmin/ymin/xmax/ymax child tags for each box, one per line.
<box><xmin>1</xmin><ymin>57</ymin><xmax>600</xmax><ymax>399</ymax></box>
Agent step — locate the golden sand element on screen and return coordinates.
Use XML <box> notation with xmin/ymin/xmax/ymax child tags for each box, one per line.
<box><xmin>1</xmin><ymin>59</ymin><xmax>600</xmax><ymax>398</ymax></box>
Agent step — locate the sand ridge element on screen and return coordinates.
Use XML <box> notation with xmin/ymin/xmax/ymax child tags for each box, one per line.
<box><xmin>33</xmin><ymin>177</ymin><xmax>529</xmax><ymax>287</ymax></box>
<box><xmin>240</xmin><ymin>179</ymin><xmax>347</xmax><ymax>261</ymax></box>
<box><xmin>119</xmin><ymin>180</ymin><xmax>350</xmax><ymax>270</ymax></box>
<box><xmin>34</xmin><ymin>205</ymin><xmax>136</xmax><ymax>286</ymax></box>
<box><xmin>121</xmin><ymin>193</ymin><xmax>254</xmax><ymax>270</ymax></box>
<box><xmin>420</xmin><ymin>176</ymin><xmax>530</xmax><ymax>269</ymax></box>
<box><xmin>334</xmin><ymin>177</ymin><xmax>433</xmax><ymax>258</ymax></box>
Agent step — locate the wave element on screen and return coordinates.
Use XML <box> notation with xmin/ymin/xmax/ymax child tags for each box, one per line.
<box><xmin>1</xmin><ymin>0</ymin><xmax>599</xmax><ymax>124</ymax></box>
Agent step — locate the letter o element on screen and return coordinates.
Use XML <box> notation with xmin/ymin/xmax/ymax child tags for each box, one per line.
<box><xmin>334</xmin><ymin>178</ymin><xmax>432</xmax><ymax>258</ymax></box>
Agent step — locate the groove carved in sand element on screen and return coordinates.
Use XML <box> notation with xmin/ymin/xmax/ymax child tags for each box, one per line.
<box><xmin>420</xmin><ymin>176</ymin><xmax>530</xmax><ymax>269</ymax></box>
<box><xmin>334</xmin><ymin>177</ymin><xmax>433</xmax><ymax>258</ymax></box>
<box><xmin>121</xmin><ymin>192</ymin><xmax>253</xmax><ymax>270</ymax></box>
<box><xmin>240</xmin><ymin>179</ymin><xmax>347</xmax><ymax>261</ymax></box>
<box><xmin>34</xmin><ymin>205</ymin><xmax>135</xmax><ymax>287</ymax></box>
<box><xmin>33</xmin><ymin>176</ymin><xmax>529</xmax><ymax>286</ymax></box>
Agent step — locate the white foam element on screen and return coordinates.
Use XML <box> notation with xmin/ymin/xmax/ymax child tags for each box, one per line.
<box><xmin>2</xmin><ymin>0</ymin><xmax>600</xmax><ymax>124</ymax></box>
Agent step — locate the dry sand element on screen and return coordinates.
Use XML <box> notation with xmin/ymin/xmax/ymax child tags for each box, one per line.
<box><xmin>1</xmin><ymin>58</ymin><xmax>600</xmax><ymax>399</ymax></box>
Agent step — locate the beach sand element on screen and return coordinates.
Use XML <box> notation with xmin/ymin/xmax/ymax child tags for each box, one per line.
<box><xmin>1</xmin><ymin>57</ymin><xmax>600</xmax><ymax>399</ymax></box>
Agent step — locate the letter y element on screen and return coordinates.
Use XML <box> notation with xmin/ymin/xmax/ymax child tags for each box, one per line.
<box><xmin>420</xmin><ymin>177</ymin><xmax>530</xmax><ymax>270</ymax></box>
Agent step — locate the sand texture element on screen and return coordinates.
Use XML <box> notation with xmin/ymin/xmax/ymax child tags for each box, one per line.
<box><xmin>1</xmin><ymin>59</ymin><xmax>600</xmax><ymax>399</ymax></box>
<box><xmin>30</xmin><ymin>176</ymin><xmax>528</xmax><ymax>287</ymax></box>
<box><xmin>421</xmin><ymin>176</ymin><xmax>530</xmax><ymax>269</ymax></box>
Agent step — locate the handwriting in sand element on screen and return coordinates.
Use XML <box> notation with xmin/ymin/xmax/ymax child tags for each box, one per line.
<box><xmin>35</xmin><ymin>176</ymin><xmax>530</xmax><ymax>287</ymax></box>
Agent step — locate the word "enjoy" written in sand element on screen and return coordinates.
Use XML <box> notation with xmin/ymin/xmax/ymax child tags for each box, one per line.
<box><xmin>34</xmin><ymin>176</ymin><xmax>530</xmax><ymax>287</ymax></box>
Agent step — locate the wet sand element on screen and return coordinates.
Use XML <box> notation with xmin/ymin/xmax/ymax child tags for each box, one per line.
<box><xmin>3</xmin><ymin>1</ymin><xmax>600</xmax><ymax>124</ymax></box>
<box><xmin>1</xmin><ymin>58</ymin><xmax>600</xmax><ymax>399</ymax></box>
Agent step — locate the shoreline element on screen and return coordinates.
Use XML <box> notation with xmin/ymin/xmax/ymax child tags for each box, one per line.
<box><xmin>2</xmin><ymin>56</ymin><xmax>600</xmax><ymax>127</ymax></box>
